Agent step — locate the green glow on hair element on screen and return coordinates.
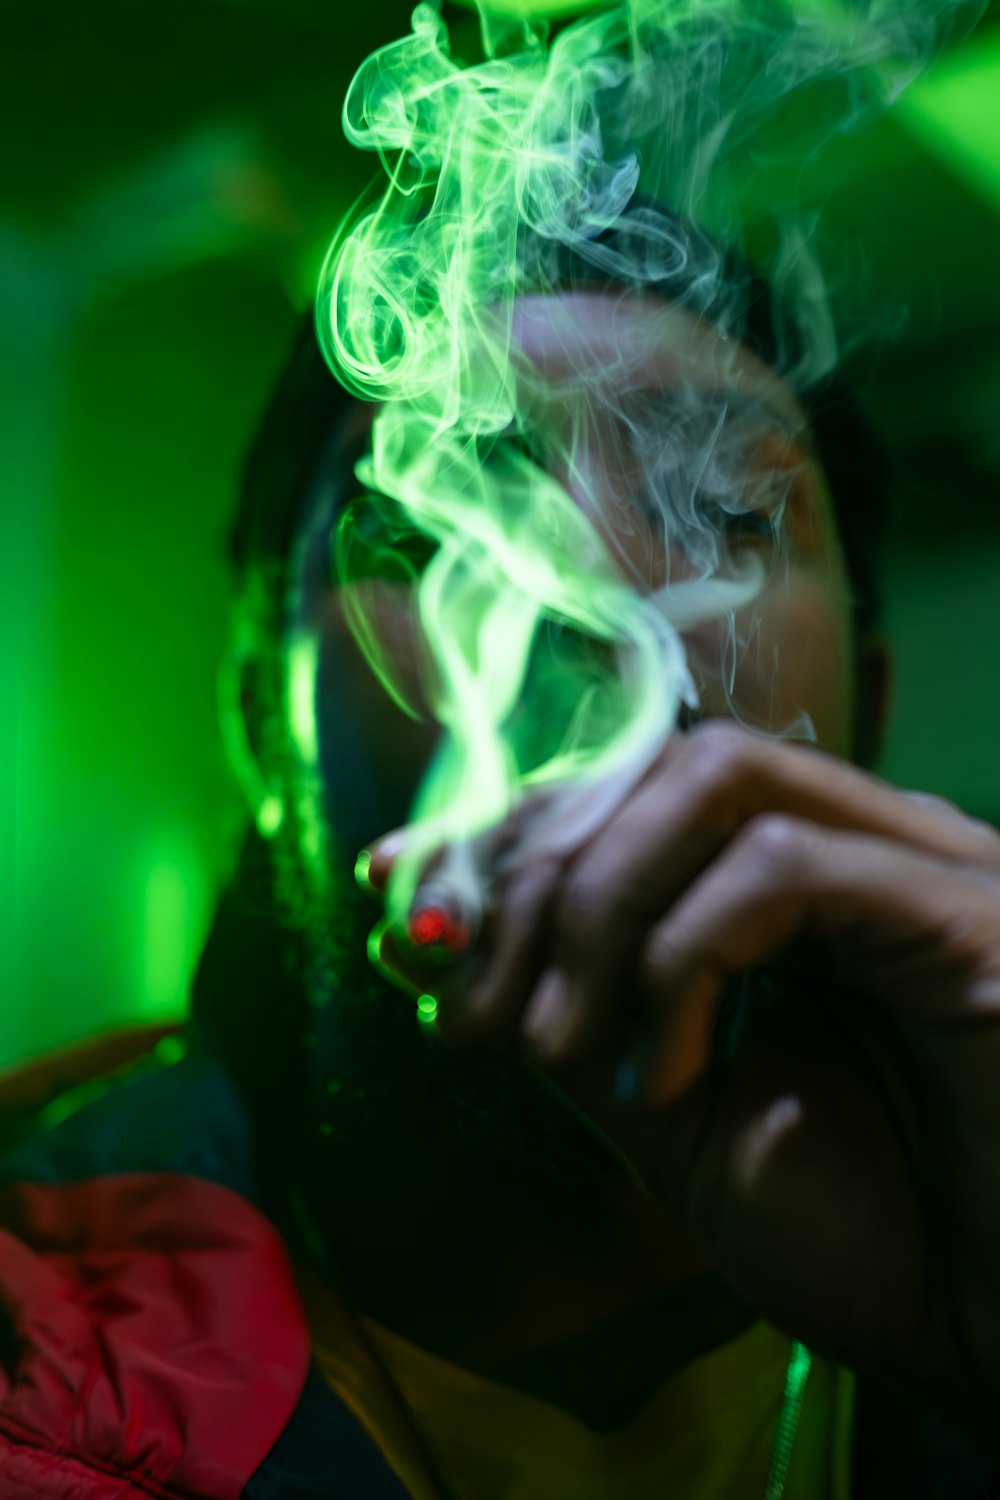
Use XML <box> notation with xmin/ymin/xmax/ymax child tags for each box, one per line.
<box><xmin>318</xmin><ymin>0</ymin><xmax>978</xmax><ymax>933</ymax></box>
<box><xmin>216</xmin><ymin>641</ymin><xmax>285</xmax><ymax>839</ymax></box>
<box><xmin>288</xmin><ymin>634</ymin><xmax>321</xmax><ymax>765</ymax></box>
<box><xmin>334</xmin><ymin>498</ymin><xmax>435</xmax><ymax>722</ymax></box>
<box><xmin>286</xmin><ymin>634</ymin><xmax>332</xmax><ymax>890</ymax></box>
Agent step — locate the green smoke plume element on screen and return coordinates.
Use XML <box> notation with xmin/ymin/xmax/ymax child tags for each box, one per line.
<box><xmin>317</xmin><ymin>0</ymin><xmax>979</xmax><ymax>927</ymax></box>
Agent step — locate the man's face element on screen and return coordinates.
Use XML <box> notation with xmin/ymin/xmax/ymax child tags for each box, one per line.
<box><xmin>295</xmin><ymin>290</ymin><xmax>858</xmax><ymax>858</ymax></box>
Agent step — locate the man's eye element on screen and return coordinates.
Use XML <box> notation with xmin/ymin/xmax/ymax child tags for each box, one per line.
<box><xmin>724</xmin><ymin>510</ymin><xmax>776</xmax><ymax>542</ymax></box>
<box><xmin>699</xmin><ymin>498</ymin><xmax>778</xmax><ymax>546</ymax></box>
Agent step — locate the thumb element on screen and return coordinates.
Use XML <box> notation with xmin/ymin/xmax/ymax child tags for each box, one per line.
<box><xmin>648</xmin><ymin>1037</ymin><xmax>929</xmax><ymax>1382</ymax></box>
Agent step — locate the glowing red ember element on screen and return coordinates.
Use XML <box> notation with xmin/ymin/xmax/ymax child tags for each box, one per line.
<box><xmin>407</xmin><ymin>904</ymin><xmax>472</xmax><ymax>955</ymax></box>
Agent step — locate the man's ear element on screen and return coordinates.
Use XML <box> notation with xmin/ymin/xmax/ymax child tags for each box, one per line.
<box><xmin>217</xmin><ymin>648</ymin><xmax>285</xmax><ymax>838</ymax></box>
<box><xmin>852</xmin><ymin>634</ymin><xmax>893</xmax><ymax>772</ymax></box>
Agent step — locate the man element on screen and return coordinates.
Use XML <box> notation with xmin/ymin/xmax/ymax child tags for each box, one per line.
<box><xmin>2</xmin><ymin>228</ymin><xmax>1000</xmax><ymax>1499</ymax></box>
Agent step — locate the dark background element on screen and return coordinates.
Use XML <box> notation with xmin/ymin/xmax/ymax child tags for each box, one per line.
<box><xmin>2</xmin><ymin>0</ymin><xmax>998</xmax><ymax>1064</ymax></box>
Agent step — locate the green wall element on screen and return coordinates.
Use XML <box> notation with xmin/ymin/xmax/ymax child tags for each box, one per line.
<box><xmin>3</xmin><ymin>0</ymin><xmax>999</xmax><ymax>1067</ymax></box>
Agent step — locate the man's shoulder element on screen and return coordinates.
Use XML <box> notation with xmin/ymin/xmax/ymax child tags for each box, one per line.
<box><xmin>0</xmin><ymin>1033</ymin><xmax>255</xmax><ymax>1192</ymax></box>
<box><xmin>0</xmin><ymin>1036</ymin><xmax>407</xmax><ymax>1499</ymax></box>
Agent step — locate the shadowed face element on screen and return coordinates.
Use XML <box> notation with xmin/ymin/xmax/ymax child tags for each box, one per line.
<box><xmin>267</xmin><ymin>291</ymin><xmax>885</xmax><ymax>1360</ymax></box>
<box><xmin>291</xmin><ymin>290</ymin><xmax>859</xmax><ymax>863</ymax></box>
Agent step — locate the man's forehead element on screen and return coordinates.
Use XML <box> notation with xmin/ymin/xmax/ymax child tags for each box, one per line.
<box><xmin>320</xmin><ymin>285</ymin><xmax>826</xmax><ymax>530</ymax></box>
<box><xmin>331</xmin><ymin>287</ymin><xmax>807</xmax><ymax>448</ymax></box>
<box><xmin>508</xmin><ymin>290</ymin><xmax>808</xmax><ymax>431</ymax></box>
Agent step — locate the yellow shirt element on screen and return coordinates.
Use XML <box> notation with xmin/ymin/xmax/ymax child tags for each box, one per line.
<box><xmin>300</xmin><ymin>1267</ymin><xmax>855</xmax><ymax>1500</ymax></box>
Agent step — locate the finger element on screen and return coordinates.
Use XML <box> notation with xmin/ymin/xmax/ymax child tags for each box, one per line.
<box><xmin>361</xmin><ymin>799</ymin><xmax>569</xmax><ymax>1030</ymax></box>
<box><xmin>524</xmin><ymin>734</ymin><xmax>722</xmax><ymax>1056</ymax></box>
<box><xmin>360</xmin><ymin>834</ymin><xmax>475</xmax><ymax>963</ymax></box>
<box><xmin>535</xmin><ymin>723</ymin><xmax>1000</xmax><ymax>1058</ymax></box>
<box><xmin>645</xmin><ymin>1028</ymin><xmax>936</xmax><ymax>1384</ymax></box>
<box><xmin>639</xmin><ymin>815</ymin><xmax>1000</xmax><ymax>1101</ymax></box>
<box><xmin>360</xmin><ymin>829</ymin><xmax>411</xmax><ymax>896</ymax></box>
<box><xmin>899</xmin><ymin>789</ymin><xmax>970</xmax><ymax>824</ymax></box>
<box><xmin>444</xmin><ymin>853</ymin><xmax>566</xmax><ymax>1038</ymax></box>
<box><xmin>899</xmin><ymin>790</ymin><xmax>1000</xmax><ymax>852</ymax></box>
<box><xmin>364</xmin><ymin>818</ymin><xmax>514</xmax><ymax>931</ymax></box>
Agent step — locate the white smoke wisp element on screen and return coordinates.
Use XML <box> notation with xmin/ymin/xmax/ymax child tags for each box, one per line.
<box><xmin>318</xmin><ymin>0</ymin><xmax>982</xmax><ymax>923</ymax></box>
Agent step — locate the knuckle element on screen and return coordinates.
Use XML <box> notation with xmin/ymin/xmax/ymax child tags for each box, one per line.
<box><xmin>641</xmin><ymin>923</ymin><xmax>687</xmax><ymax>986</ymax></box>
<box><xmin>504</xmin><ymin>851</ymin><xmax>563</xmax><ymax>918</ymax></box>
<box><xmin>552</xmin><ymin>869</ymin><xmax>608</xmax><ymax>955</ymax></box>
<box><xmin>686</xmin><ymin>718</ymin><xmax>747</xmax><ymax>765</ymax></box>
<box><xmin>736</xmin><ymin>812</ymin><xmax>810</xmax><ymax>877</ymax></box>
<box><xmin>679</xmin><ymin>720</ymin><xmax>757</xmax><ymax>803</ymax></box>
<box><xmin>495</xmin><ymin>844</ymin><xmax>550</xmax><ymax>897</ymax></box>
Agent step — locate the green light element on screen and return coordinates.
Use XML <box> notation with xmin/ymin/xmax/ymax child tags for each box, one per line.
<box><xmin>287</xmin><ymin>634</ymin><xmax>320</xmax><ymax>766</ymax></box>
<box><xmin>153</xmin><ymin>1034</ymin><xmax>187</xmax><ymax>1067</ymax></box>
<box><xmin>319</xmin><ymin>1</ymin><xmax>708</xmax><ymax>931</ymax></box>
<box><xmin>257</xmin><ymin>794</ymin><xmax>284</xmax><ymax>838</ymax></box>
<box><xmin>417</xmin><ymin>994</ymin><xmax>439</xmax><ymax>1025</ymax></box>
<box><xmin>139</xmin><ymin>840</ymin><xmax>207</xmax><ymax>1021</ymax></box>
<box><xmin>898</xmin><ymin>31</ymin><xmax>1000</xmax><ymax>214</ymax></box>
<box><xmin>38</xmin><ymin>1028</ymin><xmax>188</xmax><ymax>1133</ymax></box>
<box><xmin>216</xmin><ymin>647</ymin><xmax>284</xmax><ymax>839</ymax></box>
<box><xmin>39</xmin><ymin>1074</ymin><xmax>116</xmax><ymax>1131</ymax></box>
<box><xmin>453</xmin><ymin>0</ymin><xmax>609</xmax><ymax>16</ymax></box>
<box><xmin>763</xmin><ymin>1340</ymin><xmax>812</xmax><ymax>1500</ymax></box>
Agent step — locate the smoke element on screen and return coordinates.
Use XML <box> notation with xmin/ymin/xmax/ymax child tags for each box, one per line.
<box><xmin>317</xmin><ymin>0</ymin><xmax>980</xmax><ymax>924</ymax></box>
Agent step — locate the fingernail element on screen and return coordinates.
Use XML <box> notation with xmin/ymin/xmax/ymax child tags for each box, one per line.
<box><xmin>373</xmin><ymin>830</ymin><xmax>407</xmax><ymax>857</ymax></box>
<box><xmin>522</xmin><ymin>969</ymin><xmax>576</xmax><ymax>1056</ymax></box>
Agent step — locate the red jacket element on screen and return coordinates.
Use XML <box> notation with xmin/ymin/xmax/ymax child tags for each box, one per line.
<box><xmin>0</xmin><ymin>1027</ymin><xmax>408</xmax><ymax>1498</ymax></box>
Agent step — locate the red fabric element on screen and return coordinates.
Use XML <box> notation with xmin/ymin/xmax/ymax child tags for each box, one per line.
<box><xmin>0</xmin><ymin>1175</ymin><xmax>311</xmax><ymax>1499</ymax></box>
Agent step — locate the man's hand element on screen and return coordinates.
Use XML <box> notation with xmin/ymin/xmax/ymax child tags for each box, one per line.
<box><xmin>362</xmin><ymin>722</ymin><xmax>1000</xmax><ymax>1416</ymax></box>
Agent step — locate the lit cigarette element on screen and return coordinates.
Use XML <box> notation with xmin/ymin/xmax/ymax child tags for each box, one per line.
<box><xmin>406</xmin><ymin>878</ymin><xmax>477</xmax><ymax>959</ymax></box>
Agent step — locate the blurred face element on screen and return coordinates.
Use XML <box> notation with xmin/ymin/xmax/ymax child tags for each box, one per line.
<box><xmin>292</xmin><ymin>291</ymin><xmax>858</xmax><ymax>862</ymax></box>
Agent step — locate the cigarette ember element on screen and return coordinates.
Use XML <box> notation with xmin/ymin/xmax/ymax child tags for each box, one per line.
<box><xmin>407</xmin><ymin>897</ymin><xmax>473</xmax><ymax>956</ymax></box>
